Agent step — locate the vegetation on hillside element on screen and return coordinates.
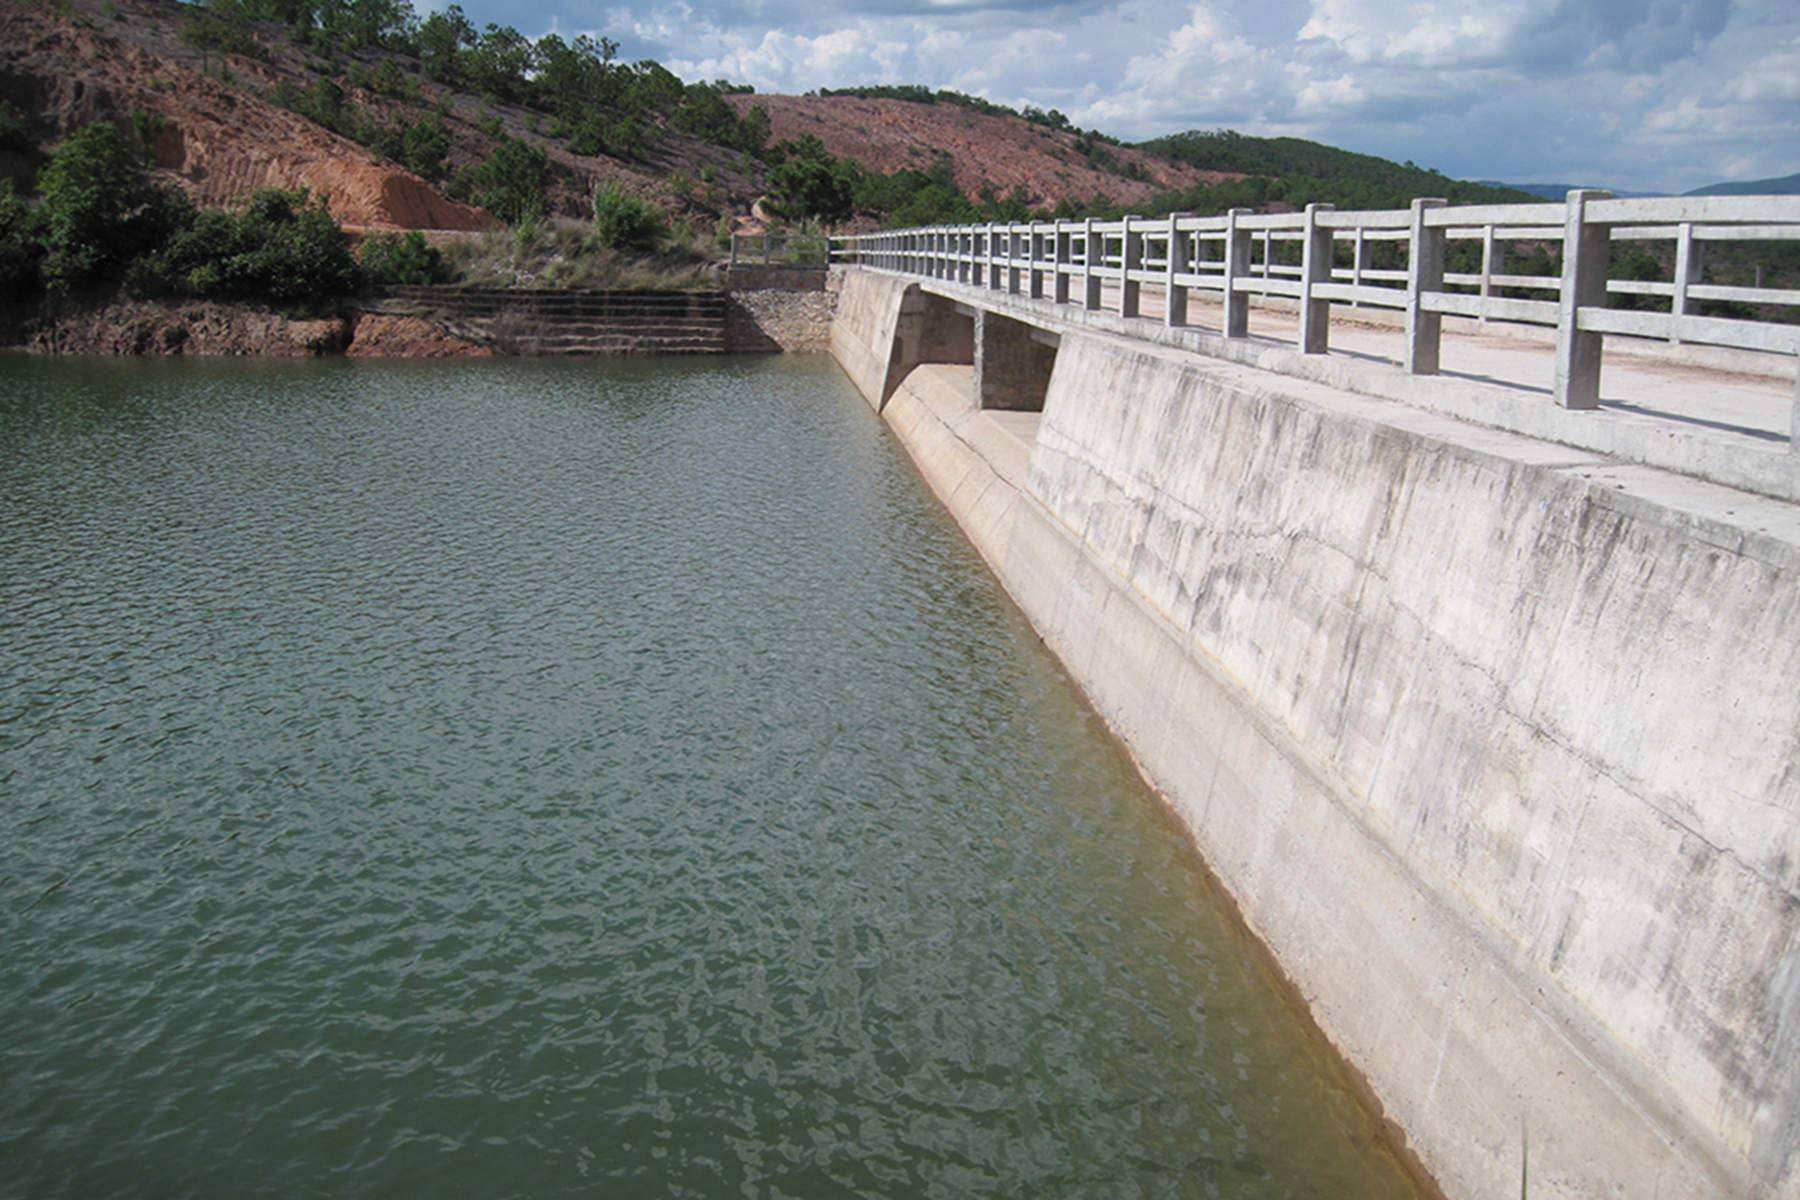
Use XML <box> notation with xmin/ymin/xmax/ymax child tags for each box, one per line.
<box><xmin>3</xmin><ymin>2</ymin><xmax>1789</xmax><ymax>316</ymax></box>
<box><xmin>0</xmin><ymin>118</ymin><xmax>447</xmax><ymax>307</ymax></box>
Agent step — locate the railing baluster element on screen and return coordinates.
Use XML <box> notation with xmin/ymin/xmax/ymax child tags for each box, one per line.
<box><xmin>1671</xmin><ymin>221</ymin><xmax>1700</xmax><ymax>344</ymax></box>
<box><xmin>1406</xmin><ymin>198</ymin><xmax>1447</xmax><ymax>374</ymax></box>
<box><xmin>1083</xmin><ymin>218</ymin><xmax>1103</xmax><ymax>311</ymax></box>
<box><xmin>1166</xmin><ymin>214</ymin><xmax>1189</xmax><ymax>328</ymax></box>
<box><xmin>1224</xmin><ymin>208</ymin><xmax>1251</xmax><ymax>339</ymax></box>
<box><xmin>1299</xmin><ymin>203</ymin><xmax>1334</xmax><ymax>354</ymax></box>
<box><xmin>1555</xmin><ymin>189</ymin><xmax>1612</xmax><ymax>410</ymax></box>
<box><xmin>1120</xmin><ymin>217</ymin><xmax>1143</xmax><ymax>319</ymax></box>
<box><xmin>1055</xmin><ymin>224</ymin><xmax>1073</xmax><ymax>306</ymax></box>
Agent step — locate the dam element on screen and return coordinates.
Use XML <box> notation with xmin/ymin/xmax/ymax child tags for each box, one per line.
<box><xmin>826</xmin><ymin>192</ymin><xmax>1800</xmax><ymax>1198</ymax></box>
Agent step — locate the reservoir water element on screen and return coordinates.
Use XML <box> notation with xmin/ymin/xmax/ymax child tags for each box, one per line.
<box><xmin>0</xmin><ymin>355</ymin><xmax>1422</xmax><ymax>1198</ymax></box>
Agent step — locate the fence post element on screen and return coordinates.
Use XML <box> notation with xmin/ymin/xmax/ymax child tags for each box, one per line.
<box><xmin>1165</xmin><ymin>213</ymin><xmax>1189</xmax><ymax>327</ymax></box>
<box><xmin>1299</xmin><ymin>203</ymin><xmax>1335</xmax><ymax>354</ymax></box>
<box><xmin>1555</xmin><ymin>189</ymin><xmax>1612</xmax><ymax>410</ymax></box>
<box><xmin>729</xmin><ymin>233</ymin><xmax>739</xmax><ymax>271</ymax></box>
<box><xmin>1406</xmin><ymin>198</ymin><xmax>1447</xmax><ymax>374</ymax></box>
<box><xmin>1029</xmin><ymin>226</ymin><xmax>1046</xmax><ymax>299</ymax></box>
<box><xmin>1120</xmin><ymin>216</ymin><xmax>1143</xmax><ymax>318</ymax></box>
<box><xmin>1055</xmin><ymin>224</ymin><xmax>1073</xmax><ymax>305</ymax></box>
<box><xmin>1083</xmin><ymin>218</ymin><xmax>1103</xmax><ymax>310</ymax></box>
<box><xmin>1671</xmin><ymin>221</ymin><xmax>1702</xmax><ymax>343</ymax></box>
<box><xmin>1224</xmin><ymin>208</ymin><xmax>1252</xmax><ymax>338</ymax></box>
<box><xmin>1352</xmin><ymin>228</ymin><xmax>1371</xmax><ymax>304</ymax></box>
<box><xmin>1479</xmin><ymin>224</ymin><xmax>1502</xmax><ymax>328</ymax></box>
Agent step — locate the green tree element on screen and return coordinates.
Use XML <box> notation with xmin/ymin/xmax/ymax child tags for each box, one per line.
<box><xmin>36</xmin><ymin>122</ymin><xmax>191</xmax><ymax>292</ymax></box>
<box><xmin>766</xmin><ymin>138</ymin><xmax>859</xmax><ymax>224</ymax></box>
<box><xmin>467</xmin><ymin>136</ymin><xmax>551</xmax><ymax>226</ymax></box>
<box><xmin>398</xmin><ymin>118</ymin><xmax>449</xmax><ymax>180</ymax></box>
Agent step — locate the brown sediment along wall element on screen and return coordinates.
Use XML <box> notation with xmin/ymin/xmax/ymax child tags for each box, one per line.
<box><xmin>829</xmin><ymin>267</ymin><xmax>1800</xmax><ymax>1200</ymax></box>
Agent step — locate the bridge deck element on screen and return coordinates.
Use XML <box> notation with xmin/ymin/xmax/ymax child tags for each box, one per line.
<box><xmin>901</xmin><ymin>270</ymin><xmax>1800</xmax><ymax>506</ymax></box>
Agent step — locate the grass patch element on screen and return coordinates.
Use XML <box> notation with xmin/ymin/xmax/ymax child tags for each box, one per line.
<box><xmin>440</xmin><ymin>218</ymin><xmax>724</xmax><ymax>290</ymax></box>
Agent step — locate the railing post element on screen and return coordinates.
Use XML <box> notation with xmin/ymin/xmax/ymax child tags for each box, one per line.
<box><xmin>1671</xmin><ymin>221</ymin><xmax>1702</xmax><ymax>343</ymax></box>
<box><xmin>1299</xmin><ymin>203</ymin><xmax>1335</xmax><ymax>354</ymax></box>
<box><xmin>1055</xmin><ymin>224</ymin><xmax>1072</xmax><ymax>305</ymax></box>
<box><xmin>1083</xmin><ymin>218</ymin><xmax>1103</xmax><ymax>311</ymax></box>
<box><xmin>1007</xmin><ymin>227</ymin><xmax>1022</xmax><ymax>295</ymax></box>
<box><xmin>1555</xmin><ymin>189</ymin><xmax>1612</xmax><ymax>410</ymax></box>
<box><xmin>1352</xmin><ymin>228</ymin><xmax>1371</xmax><ymax>304</ymax></box>
<box><xmin>729</xmin><ymin>233</ymin><xmax>739</xmax><ymax>270</ymax></box>
<box><xmin>1029</xmin><ymin>226</ymin><xmax>1046</xmax><ymax>299</ymax></box>
<box><xmin>1165</xmin><ymin>214</ymin><xmax>1189</xmax><ymax>328</ymax></box>
<box><xmin>1260</xmin><ymin>229</ymin><xmax>1271</xmax><ymax>278</ymax></box>
<box><xmin>1478</xmin><ymin>224</ymin><xmax>1501</xmax><ymax>328</ymax></box>
<box><xmin>1406</xmin><ymin>197</ymin><xmax>1447</xmax><ymax>374</ymax></box>
<box><xmin>1224</xmin><ymin>208</ymin><xmax>1251</xmax><ymax>339</ymax></box>
<box><xmin>1118</xmin><ymin>216</ymin><xmax>1143</xmax><ymax>318</ymax></box>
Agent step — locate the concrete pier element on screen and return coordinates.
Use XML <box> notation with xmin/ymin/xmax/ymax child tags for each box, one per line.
<box><xmin>830</xmin><ymin>266</ymin><xmax>1800</xmax><ymax>1200</ymax></box>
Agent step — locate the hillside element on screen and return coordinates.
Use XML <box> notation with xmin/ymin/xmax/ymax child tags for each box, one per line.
<box><xmin>727</xmin><ymin>91</ymin><xmax>1234</xmax><ymax>211</ymax></box>
<box><xmin>0</xmin><ymin>0</ymin><xmax>1534</xmax><ymax>246</ymax></box>
<box><xmin>0</xmin><ymin>0</ymin><xmax>770</xmax><ymax>235</ymax></box>
<box><xmin>1137</xmin><ymin>130</ymin><xmax>1539</xmax><ymax>210</ymax></box>
<box><xmin>1686</xmin><ymin>171</ymin><xmax>1800</xmax><ymax>197</ymax></box>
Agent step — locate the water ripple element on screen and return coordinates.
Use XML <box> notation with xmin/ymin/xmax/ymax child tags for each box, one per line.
<box><xmin>0</xmin><ymin>355</ymin><xmax>1419</xmax><ymax>1199</ymax></box>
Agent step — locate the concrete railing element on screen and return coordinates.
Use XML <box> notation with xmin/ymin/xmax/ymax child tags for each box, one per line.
<box><xmin>841</xmin><ymin>193</ymin><xmax>1800</xmax><ymax>441</ymax></box>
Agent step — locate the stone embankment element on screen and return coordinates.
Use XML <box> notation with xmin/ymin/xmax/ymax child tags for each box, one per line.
<box><xmin>371</xmin><ymin>286</ymin><xmax>730</xmax><ymax>356</ymax></box>
<box><xmin>10</xmin><ymin>275</ymin><xmax>840</xmax><ymax>359</ymax></box>
<box><xmin>20</xmin><ymin>300</ymin><xmax>488</xmax><ymax>357</ymax></box>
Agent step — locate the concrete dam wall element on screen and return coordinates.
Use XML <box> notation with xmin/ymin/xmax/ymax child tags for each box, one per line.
<box><xmin>828</xmin><ymin>268</ymin><xmax>1800</xmax><ymax>1199</ymax></box>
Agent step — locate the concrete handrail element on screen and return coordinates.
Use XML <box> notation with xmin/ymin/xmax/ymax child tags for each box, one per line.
<box><xmin>841</xmin><ymin>193</ymin><xmax>1800</xmax><ymax>442</ymax></box>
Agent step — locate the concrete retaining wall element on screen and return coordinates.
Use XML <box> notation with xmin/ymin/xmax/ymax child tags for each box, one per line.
<box><xmin>830</xmin><ymin>268</ymin><xmax>1800</xmax><ymax>1200</ymax></box>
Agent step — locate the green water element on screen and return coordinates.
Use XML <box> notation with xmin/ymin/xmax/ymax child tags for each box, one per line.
<box><xmin>0</xmin><ymin>354</ymin><xmax>1420</xmax><ymax>1198</ymax></box>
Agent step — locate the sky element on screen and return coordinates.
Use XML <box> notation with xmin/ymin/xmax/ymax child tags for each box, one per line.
<box><xmin>450</xmin><ymin>0</ymin><xmax>1798</xmax><ymax>194</ymax></box>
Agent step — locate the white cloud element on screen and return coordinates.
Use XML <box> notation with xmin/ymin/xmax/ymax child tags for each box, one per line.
<box><xmin>487</xmin><ymin>0</ymin><xmax>1798</xmax><ymax>192</ymax></box>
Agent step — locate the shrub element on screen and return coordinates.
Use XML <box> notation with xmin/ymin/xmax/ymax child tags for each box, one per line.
<box><xmin>0</xmin><ymin>179</ymin><xmax>41</xmax><ymax>294</ymax></box>
<box><xmin>358</xmin><ymin>230</ymin><xmax>451</xmax><ymax>285</ymax></box>
<box><xmin>592</xmin><ymin>182</ymin><xmax>665</xmax><ymax>252</ymax></box>
<box><xmin>133</xmin><ymin>187</ymin><xmax>356</xmax><ymax>308</ymax></box>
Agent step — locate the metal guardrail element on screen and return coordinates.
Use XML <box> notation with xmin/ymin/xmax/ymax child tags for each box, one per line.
<box><xmin>837</xmin><ymin>192</ymin><xmax>1800</xmax><ymax>436</ymax></box>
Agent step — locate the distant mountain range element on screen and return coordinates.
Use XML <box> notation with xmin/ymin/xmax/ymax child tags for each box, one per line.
<box><xmin>1480</xmin><ymin>172</ymin><xmax>1800</xmax><ymax>200</ymax></box>
<box><xmin>1684</xmin><ymin>172</ymin><xmax>1800</xmax><ymax>196</ymax></box>
<box><xmin>1477</xmin><ymin>182</ymin><xmax>1663</xmax><ymax>199</ymax></box>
